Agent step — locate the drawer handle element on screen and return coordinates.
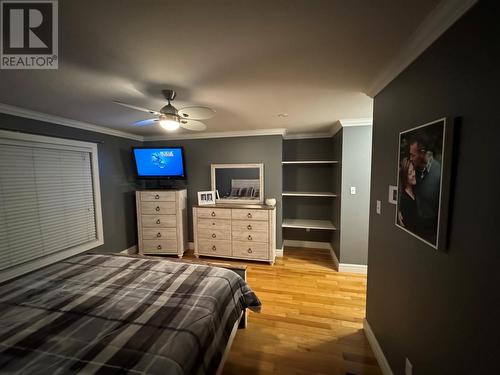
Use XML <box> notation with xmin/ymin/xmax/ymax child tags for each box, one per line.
<box><xmin>247</xmin><ymin>213</ymin><xmax>252</xmax><ymax>218</ymax></box>
<box><xmin>247</xmin><ymin>248</ymin><xmax>253</xmax><ymax>254</ymax></box>
<box><xmin>247</xmin><ymin>224</ymin><xmax>252</xmax><ymax>230</ymax></box>
<box><xmin>212</xmin><ymin>245</ymin><xmax>217</xmax><ymax>251</ymax></box>
<box><xmin>157</xmin><ymin>232</ymin><xmax>161</xmax><ymax>238</ymax></box>
<box><xmin>211</xmin><ymin>211</ymin><xmax>216</xmax><ymax>217</ymax></box>
<box><xmin>156</xmin><ymin>219</ymin><xmax>161</xmax><ymax>224</ymax></box>
<box><xmin>155</xmin><ymin>194</ymin><xmax>160</xmax><ymax>200</ymax></box>
<box><xmin>155</xmin><ymin>206</ymin><xmax>160</xmax><ymax>212</ymax></box>
<box><xmin>248</xmin><ymin>235</ymin><xmax>252</xmax><ymax>241</ymax></box>
<box><xmin>212</xmin><ymin>233</ymin><xmax>216</xmax><ymax>238</ymax></box>
<box><xmin>157</xmin><ymin>245</ymin><xmax>162</xmax><ymax>250</ymax></box>
<box><xmin>212</xmin><ymin>222</ymin><xmax>216</xmax><ymax>226</ymax></box>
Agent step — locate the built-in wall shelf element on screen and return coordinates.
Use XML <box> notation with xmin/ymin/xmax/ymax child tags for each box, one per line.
<box><xmin>282</xmin><ymin>191</ymin><xmax>337</xmax><ymax>197</ymax></box>
<box><xmin>282</xmin><ymin>160</ymin><xmax>339</xmax><ymax>165</ymax></box>
<box><xmin>282</xmin><ymin>218</ymin><xmax>336</xmax><ymax>231</ymax></box>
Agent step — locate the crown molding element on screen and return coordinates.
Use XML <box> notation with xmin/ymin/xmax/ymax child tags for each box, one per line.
<box><xmin>0</xmin><ymin>102</ymin><xmax>372</xmax><ymax>143</ymax></box>
<box><xmin>143</xmin><ymin>128</ymin><xmax>287</xmax><ymax>142</ymax></box>
<box><xmin>283</xmin><ymin>131</ymin><xmax>333</xmax><ymax>140</ymax></box>
<box><xmin>339</xmin><ymin>118</ymin><xmax>373</xmax><ymax>127</ymax></box>
<box><xmin>0</xmin><ymin>103</ymin><xmax>144</xmax><ymax>141</ymax></box>
<box><xmin>366</xmin><ymin>0</ymin><xmax>478</xmax><ymax>97</ymax></box>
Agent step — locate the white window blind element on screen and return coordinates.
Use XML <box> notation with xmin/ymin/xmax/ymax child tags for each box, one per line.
<box><xmin>0</xmin><ymin>130</ymin><xmax>103</xmax><ymax>281</ymax></box>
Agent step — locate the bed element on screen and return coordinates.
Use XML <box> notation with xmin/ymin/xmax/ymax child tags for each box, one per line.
<box><xmin>0</xmin><ymin>254</ymin><xmax>261</xmax><ymax>374</ymax></box>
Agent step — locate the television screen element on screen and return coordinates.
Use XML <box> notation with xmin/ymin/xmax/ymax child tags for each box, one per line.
<box><xmin>133</xmin><ymin>147</ymin><xmax>186</xmax><ymax>178</ymax></box>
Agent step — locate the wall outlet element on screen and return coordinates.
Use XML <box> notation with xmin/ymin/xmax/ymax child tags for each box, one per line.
<box><xmin>376</xmin><ymin>200</ymin><xmax>381</xmax><ymax>214</ymax></box>
<box><xmin>350</xmin><ymin>186</ymin><xmax>356</xmax><ymax>195</ymax></box>
<box><xmin>405</xmin><ymin>358</ymin><xmax>413</xmax><ymax>375</ymax></box>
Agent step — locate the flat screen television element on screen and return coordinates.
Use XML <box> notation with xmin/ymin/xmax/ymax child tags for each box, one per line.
<box><xmin>133</xmin><ymin>147</ymin><xmax>186</xmax><ymax>179</ymax></box>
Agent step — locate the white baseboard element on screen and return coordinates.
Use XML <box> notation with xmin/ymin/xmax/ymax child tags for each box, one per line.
<box><xmin>363</xmin><ymin>319</ymin><xmax>394</xmax><ymax>375</ymax></box>
<box><xmin>120</xmin><ymin>245</ymin><xmax>137</xmax><ymax>255</ymax></box>
<box><xmin>283</xmin><ymin>240</ymin><xmax>333</xmax><ymax>250</ymax></box>
<box><xmin>339</xmin><ymin>263</ymin><xmax>368</xmax><ymax>274</ymax></box>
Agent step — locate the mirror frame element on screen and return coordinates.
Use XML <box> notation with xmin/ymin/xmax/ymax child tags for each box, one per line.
<box><xmin>211</xmin><ymin>163</ymin><xmax>264</xmax><ymax>204</ymax></box>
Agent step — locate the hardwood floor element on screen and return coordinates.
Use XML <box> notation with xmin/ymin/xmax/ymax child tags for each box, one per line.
<box><xmin>190</xmin><ymin>247</ymin><xmax>382</xmax><ymax>375</ymax></box>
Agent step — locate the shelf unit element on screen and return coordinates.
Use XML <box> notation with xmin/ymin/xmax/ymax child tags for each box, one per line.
<box><xmin>282</xmin><ymin>138</ymin><xmax>341</xmax><ymax>246</ymax></box>
<box><xmin>282</xmin><ymin>160</ymin><xmax>339</xmax><ymax>164</ymax></box>
<box><xmin>282</xmin><ymin>218</ymin><xmax>336</xmax><ymax>231</ymax></box>
<box><xmin>282</xmin><ymin>191</ymin><xmax>337</xmax><ymax>197</ymax></box>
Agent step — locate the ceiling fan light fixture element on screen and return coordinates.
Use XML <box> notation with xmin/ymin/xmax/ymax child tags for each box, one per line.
<box><xmin>159</xmin><ymin>114</ymin><xmax>180</xmax><ymax>131</ymax></box>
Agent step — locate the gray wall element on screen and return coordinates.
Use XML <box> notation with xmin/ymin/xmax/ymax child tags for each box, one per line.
<box><xmin>145</xmin><ymin>135</ymin><xmax>283</xmax><ymax>247</ymax></box>
<box><xmin>0</xmin><ymin>113</ymin><xmax>141</xmax><ymax>253</ymax></box>
<box><xmin>340</xmin><ymin>126</ymin><xmax>372</xmax><ymax>264</ymax></box>
<box><xmin>367</xmin><ymin>2</ymin><xmax>498</xmax><ymax>374</ymax></box>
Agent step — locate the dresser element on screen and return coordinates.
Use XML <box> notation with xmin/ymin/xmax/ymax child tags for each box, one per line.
<box><xmin>193</xmin><ymin>204</ymin><xmax>276</xmax><ymax>264</ymax></box>
<box><xmin>136</xmin><ymin>189</ymin><xmax>188</xmax><ymax>257</ymax></box>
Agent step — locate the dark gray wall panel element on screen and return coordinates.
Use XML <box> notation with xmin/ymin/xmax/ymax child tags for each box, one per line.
<box><xmin>145</xmin><ymin>135</ymin><xmax>283</xmax><ymax>247</ymax></box>
<box><xmin>330</xmin><ymin>130</ymin><xmax>342</xmax><ymax>258</ymax></box>
<box><xmin>282</xmin><ymin>138</ymin><xmax>333</xmax><ymax>161</ymax></box>
<box><xmin>367</xmin><ymin>2</ymin><xmax>499</xmax><ymax>374</ymax></box>
<box><xmin>0</xmin><ymin>113</ymin><xmax>141</xmax><ymax>253</ymax></box>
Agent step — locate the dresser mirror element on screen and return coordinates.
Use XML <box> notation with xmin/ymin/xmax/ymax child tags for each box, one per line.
<box><xmin>211</xmin><ymin>163</ymin><xmax>264</xmax><ymax>204</ymax></box>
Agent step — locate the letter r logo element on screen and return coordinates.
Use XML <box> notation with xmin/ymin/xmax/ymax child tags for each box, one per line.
<box><xmin>2</xmin><ymin>1</ymin><xmax>53</xmax><ymax>54</ymax></box>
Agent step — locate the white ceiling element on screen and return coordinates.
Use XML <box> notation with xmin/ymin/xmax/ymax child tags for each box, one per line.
<box><xmin>0</xmin><ymin>0</ymin><xmax>441</xmax><ymax>137</ymax></box>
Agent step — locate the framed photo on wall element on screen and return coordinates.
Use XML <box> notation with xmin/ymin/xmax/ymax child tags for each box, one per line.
<box><xmin>395</xmin><ymin>117</ymin><xmax>454</xmax><ymax>250</ymax></box>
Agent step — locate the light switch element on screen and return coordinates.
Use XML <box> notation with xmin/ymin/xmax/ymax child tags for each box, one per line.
<box><xmin>376</xmin><ymin>200</ymin><xmax>381</xmax><ymax>214</ymax></box>
<box><xmin>350</xmin><ymin>186</ymin><xmax>356</xmax><ymax>195</ymax></box>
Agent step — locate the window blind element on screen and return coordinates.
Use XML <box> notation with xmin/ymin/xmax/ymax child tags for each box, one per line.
<box><xmin>0</xmin><ymin>131</ymin><xmax>103</xmax><ymax>279</ymax></box>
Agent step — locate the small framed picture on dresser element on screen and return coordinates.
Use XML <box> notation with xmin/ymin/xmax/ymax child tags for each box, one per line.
<box><xmin>198</xmin><ymin>191</ymin><xmax>216</xmax><ymax>205</ymax></box>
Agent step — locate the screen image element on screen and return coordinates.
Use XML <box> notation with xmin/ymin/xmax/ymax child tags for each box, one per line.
<box><xmin>133</xmin><ymin>148</ymin><xmax>185</xmax><ymax>178</ymax></box>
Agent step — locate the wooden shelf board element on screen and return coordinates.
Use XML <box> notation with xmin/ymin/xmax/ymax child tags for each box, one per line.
<box><xmin>282</xmin><ymin>160</ymin><xmax>339</xmax><ymax>165</ymax></box>
<box><xmin>282</xmin><ymin>191</ymin><xmax>337</xmax><ymax>197</ymax></box>
<box><xmin>282</xmin><ymin>218</ymin><xmax>337</xmax><ymax>231</ymax></box>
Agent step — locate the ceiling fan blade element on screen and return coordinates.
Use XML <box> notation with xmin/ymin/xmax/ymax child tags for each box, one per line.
<box><xmin>134</xmin><ymin>118</ymin><xmax>158</xmax><ymax>126</ymax></box>
<box><xmin>178</xmin><ymin>106</ymin><xmax>215</xmax><ymax>120</ymax></box>
<box><xmin>114</xmin><ymin>101</ymin><xmax>161</xmax><ymax>116</ymax></box>
<box><xmin>179</xmin><ymin>119</ymin><xmax>207</xmax><ymax>131</ymax></box>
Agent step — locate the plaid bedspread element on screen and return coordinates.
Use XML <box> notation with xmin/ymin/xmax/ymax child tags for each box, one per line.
<box><xmin>0</xmin><ymin>254</ymin><xmax>261</xmax><ymax>374</ymax></box>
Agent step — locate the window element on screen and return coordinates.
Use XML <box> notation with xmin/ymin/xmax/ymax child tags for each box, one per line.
<box><xmin>0</xmin><ymin>130</ymin><xmax>103</xmax><ymax>282</ymax></box>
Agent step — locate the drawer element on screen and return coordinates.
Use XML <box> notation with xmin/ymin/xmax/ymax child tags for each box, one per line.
<box><xmin>142</xmin><ymin>239</ymin><xmax>178</xmax><ymax>253</ymax></box>
<box><xmin>141</xmin><ymin>215</ymin><xmax>177</xmax><ymax>228</ymax></box>
<box><xmin>232</xmin><ymin>230</ymin><xmax>268</xmax><ymax>243</ymax></box>
<box><xmin>231</xmin><ymin>209</ymin><xmax>268</xmax><ymax>221</ymax></box>
<box><xmin>140</xmin><ymin>191</ymin><xmax>175</xmax><ymax>202</ymax></box>
<box><xmin>140</xmin><ymin>201</ymin><xmax>176</xmax><ymax>215</ymax></box>
<box><xmin>198</xmin><ymin>228</ymin><xmax>231</xmax><ymax>241</ymax></box>
<box><xmin>197</xmin><ymin>219</ymin><xmax>231</xmax><ymax>231</ymax></box>
<box><xmin>142</xmin><ymin>228</ymin><xmax>177</xmax><ymax>240</ymax></box>
<box><xmin>196</xmin><ymin>208</ymin><xmax>231</xmax><ymax>219</ymax></box>
<box><xmin>232</xmin><ymin>241</ymin><xmax>269</xmax><ymax>260</ymax></box>
<box><xmin>197</xmin><ymin>240</ymin><xmax>231</xmax><ymax>256</ymax></box>
<box><xmin>232</xmin><ymin>220</ymin><xmax>268</xmax><ymax>233</ymax></box>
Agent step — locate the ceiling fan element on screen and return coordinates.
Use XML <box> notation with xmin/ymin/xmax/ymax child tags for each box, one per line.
<box><xmin>114</xmin><ymin>89</ymin><xmax>215</xmax><ymax>131</ymax></box>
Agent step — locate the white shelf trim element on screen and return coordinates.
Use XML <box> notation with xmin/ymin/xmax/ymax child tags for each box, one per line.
<box><xmin>282</xmin><ymin>160</ymin><xmax>339</xmax><ymax>165</ymax></box>
<box><xmin>282</xmin><ymin>191</ymin><xmax>337</xmax><ymax>197</ymax></box>
<box><xmin>282</xmin><ymin>218</ymin><xmax>336</xmax><ymax>231</ymax></box>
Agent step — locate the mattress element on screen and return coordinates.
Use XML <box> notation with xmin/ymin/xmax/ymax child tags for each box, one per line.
<box><xmin>0</xmin><ymin>254</ymin><xmax>261</xmax><ymax>374</ymax></box>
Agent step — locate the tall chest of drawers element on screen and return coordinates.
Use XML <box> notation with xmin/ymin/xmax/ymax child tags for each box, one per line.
<box><xmin>193</xmin><ymin>204</ymin><xmax>276</xmax><ymax>264</ymax></box>
<box><xmin>136</xmin><ymin>189</ymin><xmax>188</xmax><ymax>257</ymax></box>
